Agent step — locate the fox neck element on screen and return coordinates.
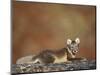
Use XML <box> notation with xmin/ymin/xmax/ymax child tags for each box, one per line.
<box><xmin>66</xmin><ymin>47</ymin><xmax>76</xmax><ymax>58</ymax></box>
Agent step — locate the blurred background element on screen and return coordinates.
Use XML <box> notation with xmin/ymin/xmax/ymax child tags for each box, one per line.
<box><xmin>12</xmin><ymin>1</ymin><xmax>96</xmax><ymax>64</ymax></box>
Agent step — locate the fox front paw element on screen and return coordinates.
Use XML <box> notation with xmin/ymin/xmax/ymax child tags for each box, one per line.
<box><xmin>80</xmin><ymin>57</ymin><xmax>87</xmax><ymax>61</ymax></box>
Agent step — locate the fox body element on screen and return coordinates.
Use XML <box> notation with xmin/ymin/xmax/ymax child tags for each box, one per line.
<box><xmin>16</xmin><ymin>38</ymin><xmax>81</xmax><ymax>64</ymax></box>
<box><xmin>31</xmin><ymin>38</ymin><xmax>80</xmax><ymax>64</ymax></box>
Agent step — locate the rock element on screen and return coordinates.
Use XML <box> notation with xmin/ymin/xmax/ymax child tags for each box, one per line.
<box><xmin>12</xmin><ymin>60</ymin><xmax>96</xmax><ymax>74</ymax></box>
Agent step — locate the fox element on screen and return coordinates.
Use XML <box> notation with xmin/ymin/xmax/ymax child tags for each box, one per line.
<box><xmin>16</xmin><ymin>38</ymin><xmax>85</xmax><ymax>64</ymax></box>
<box><xmin>31</xmin><ymin>38</ymin><xmax>81</xmax><ymax>64</ymax></box>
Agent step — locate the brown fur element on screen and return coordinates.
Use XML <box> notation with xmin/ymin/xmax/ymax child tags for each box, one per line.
<box><xmin>32</xmin><ymin>48</ymin><xmax>70</xmax><ymax>64</ymax></box>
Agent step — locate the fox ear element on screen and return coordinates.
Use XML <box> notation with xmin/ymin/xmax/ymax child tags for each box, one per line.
<box><xmin>67</xmin><ymin>39</ymin><xmax>72</xmax><ymax>45</ymax></box>
<box><xmin>75</xmin><ymin>38</ymin><xmax>80</xmax><ymax>44</ymax></box>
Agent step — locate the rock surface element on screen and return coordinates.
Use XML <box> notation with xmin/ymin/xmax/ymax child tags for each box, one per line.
<box><xmin>12</xmin><ymin>60</ymin><xmax>96</xmax><ymax>74</ymax></box>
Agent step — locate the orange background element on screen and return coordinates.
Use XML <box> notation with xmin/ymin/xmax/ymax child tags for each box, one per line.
<box><xmin>12</xmin><ymin>1</ymin><xmax>96</xmax><ymax>64</ymax></box>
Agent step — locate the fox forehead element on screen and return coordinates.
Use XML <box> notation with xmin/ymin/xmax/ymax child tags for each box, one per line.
<box><xmin>71</xmin><ymin>40</ymin><xmax>79</xmax><ymax>44</ymax></box>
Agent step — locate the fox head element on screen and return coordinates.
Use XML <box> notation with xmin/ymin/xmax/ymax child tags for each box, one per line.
<box><xmin>67</xmin><ymin>38</ymin><xmax>80</xmax><ymax>58</ymax></box>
